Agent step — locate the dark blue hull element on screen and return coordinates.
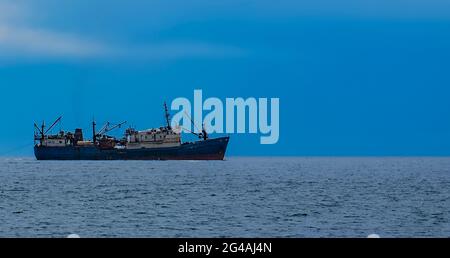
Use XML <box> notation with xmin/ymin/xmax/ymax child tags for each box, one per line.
<box><xmin>34</xmin><ymin>137</ymin><xmax>229</xmax><ymax>160</ymax></box>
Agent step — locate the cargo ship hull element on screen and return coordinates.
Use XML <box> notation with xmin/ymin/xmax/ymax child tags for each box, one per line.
<box><xmin>34</xmin><ymin>137</ymin><xmax>229</xmax><ymax>161</ymax></box>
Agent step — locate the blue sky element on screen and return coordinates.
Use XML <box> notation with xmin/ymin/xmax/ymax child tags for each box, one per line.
<box><xmin>1</xmin><ymin>0</ymin><xmax>450</xmax><ymax>156</ymax></box>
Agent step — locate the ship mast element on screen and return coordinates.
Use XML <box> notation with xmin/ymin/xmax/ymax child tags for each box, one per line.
<box><xmin>41</xmin><ymin>121</ymin><xmax>45</xmax><ymax>142</ymax></box>
<box><xmin>92</xmin><ymin>120</ymin><xmax>97</xmax><ymax>144</ymax></box>
<box><xmin>164</xmin><ymin>102</ymin><xmax>171</xmax><ymax>129</ymax></box>
<box><xmin>33</xmin><ymin>121</ymin><xmax>45</xmax><ymax>145</ymax></box>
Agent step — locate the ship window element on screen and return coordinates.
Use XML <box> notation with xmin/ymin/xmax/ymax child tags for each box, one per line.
<box><xmin>59</xmin><ymin>141</ymin><xmax>63</xmax><ymax>144</ymax></box>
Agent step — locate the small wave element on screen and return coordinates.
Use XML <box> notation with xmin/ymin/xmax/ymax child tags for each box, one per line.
<box><xmin>290</xmin><ymin>213</ymin><xmax>308</xmax><ymax>217</ymax></box>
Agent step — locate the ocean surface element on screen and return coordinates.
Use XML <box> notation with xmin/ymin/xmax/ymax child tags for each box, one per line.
<box><xmin>0</xmin><ymin>157</ymin><xmax>449</xmax><ymax>237</ymax></box>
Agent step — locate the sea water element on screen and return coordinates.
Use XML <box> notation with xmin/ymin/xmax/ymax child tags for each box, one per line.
<box><xmin>0</xmin><ymin>157</ymin><xmax>449</xmax><ymax>237</ymax></box>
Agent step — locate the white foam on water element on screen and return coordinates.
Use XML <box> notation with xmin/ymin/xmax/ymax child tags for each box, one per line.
<box><xmin>67</xmin><ymin>234</ymin><xmax>80</xmax><ymax>238</ymax></box>
<box><xmin>367</xmin><ymin>234</ymin><xmax>380</xmax><ymax>238</ymax></box>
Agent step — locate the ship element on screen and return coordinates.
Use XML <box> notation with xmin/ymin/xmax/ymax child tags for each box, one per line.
<box><xmin>33</xmin><ymin>103</ymin><xmax>229</xmax><ymax>160</ymax></box>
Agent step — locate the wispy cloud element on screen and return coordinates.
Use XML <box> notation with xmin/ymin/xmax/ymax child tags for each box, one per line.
<box><xmin>0</xmin><ymin>26</ymin><xmax>112</xmax><ymax>59</ymax></box>
<box><xmin>0</xmin><ymin>1</ymin><xmax>22</xmax><ymax>23</ymax></box>
<box><xmin>0</xmin><ymin>1</ymin><xmax>110</xmax><ymax>60</ymax></box>
<box><xmin>0</xmin><ymin>1</ymin><xmax>244</xmax><ymax>62</ymax></box>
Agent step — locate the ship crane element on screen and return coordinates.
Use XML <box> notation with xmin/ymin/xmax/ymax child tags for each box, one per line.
<box><xmin>95</xmin><ymin>121</ymin><xmax>127</xmax><ymax>140</ymax></box>
<box><xmin>44</xmin><ymin>116</ymin><xmax>62</xmax><ymax>135</ymax></box>
<box><xmin>97</xmin><ymin>122</ymin><xmax>109</xmax><ymax>135</ymax></box>
<box><xmin>34</xmin><ymin>116</ymin><xmax>62</xmax><ymax>144</ymax></box>
<box><xmin>182</xmin><ymin>110</ymin><xmax>208</xmax><ymax>140</ymax></box>
<box><xmin>34</xmin><ymin>123</ymin><xmax>43</xmax><ymax>140</ymax></box>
